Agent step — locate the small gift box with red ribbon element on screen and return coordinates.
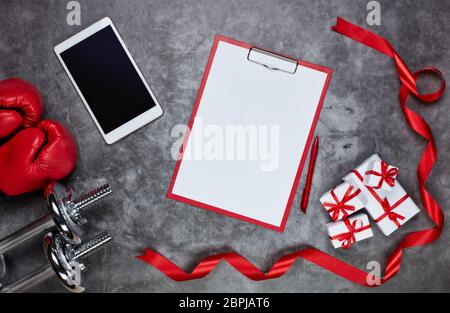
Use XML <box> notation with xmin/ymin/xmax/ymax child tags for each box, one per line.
<box><xmin>344</xmin><ymin>154</ymin><xmax>389</xmax><ymax>211</ymax></box>
<box><xmin>364</xmin><ymin>160</ymin><xmax>399</xmax><ymax>191</ymax></box>
<box><xmin>326</xmin><ymin>213</ymin><xmax>373</xmax><ymax>249</ymax></box>
<box><xmin>320</xmin><ymin>182</ymin><xmax>364</xmax><ymax>221</ymax></box>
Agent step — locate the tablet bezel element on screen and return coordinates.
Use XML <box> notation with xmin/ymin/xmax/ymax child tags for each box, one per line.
<box><xmin>54</xmin><ymin>17</ymin><xmax>163</xmax><ymax>145</ymax></box>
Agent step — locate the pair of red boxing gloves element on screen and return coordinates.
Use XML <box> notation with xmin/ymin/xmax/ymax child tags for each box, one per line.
<box><xmin>0</xmin><ymin>78</ymin><xmax>77</xmax><ymax>196</ymax></box>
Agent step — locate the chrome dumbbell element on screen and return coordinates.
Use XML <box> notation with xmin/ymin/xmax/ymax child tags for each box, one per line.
<box><xmin>0</xmin><ymin>182</ymin><xmax>112</xmax><ymax>256</ymax></box>
<box><xmin>0</xmin><ymin>229</ymin><xmax>112</xmax><ymax>293</ymax></box>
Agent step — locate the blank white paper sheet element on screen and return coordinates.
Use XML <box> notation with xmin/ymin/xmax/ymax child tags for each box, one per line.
<box><xmin>168</xmin><ymin>36</ymin><xmax>332</xmax><ymax>231</ymax></box>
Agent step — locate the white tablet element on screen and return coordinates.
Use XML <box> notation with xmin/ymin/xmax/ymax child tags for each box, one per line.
<box><xmin>54</xmin><ymin>17</ymin><xmax>163</xmax><ymax>144</ymax></box>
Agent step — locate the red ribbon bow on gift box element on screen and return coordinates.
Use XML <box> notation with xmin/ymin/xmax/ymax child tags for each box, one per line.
<box><xmin>365</xmin><ymin>161</ymin><xmax>398</xmax><ymax>188</ymax></box>
<box><xmin>323</xmin><ymin>186</ymin><xmax>361</xmax><ymax>221</ymax></box>
<box><xmin>375</xmin><ymin>195</ymin><xmax>408</xmax><ymax>228</ymax></box>
<box><xmin>329</xmin><ymin>218</ymin><xmax>370</xmax><ymax>249</ymax></box>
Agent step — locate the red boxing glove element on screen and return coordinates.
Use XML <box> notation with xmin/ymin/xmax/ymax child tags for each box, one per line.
<box><xmin>0</xmin><ymin>120</ymin><xmax>77</xmax><ymax>196</ymax></box>
<box><xmin>0</xmin><ymin>78</ymin><xmax>44</xmax><ymax>138</ymax></box>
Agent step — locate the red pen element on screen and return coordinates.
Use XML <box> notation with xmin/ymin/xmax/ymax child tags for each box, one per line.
<box><xmin>300</xmin><ymin>136</ymin><xmax>319</xmax><ymax>213</ymax></box>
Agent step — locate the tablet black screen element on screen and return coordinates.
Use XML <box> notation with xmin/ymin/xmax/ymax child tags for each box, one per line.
<box><xmin>60</xmin><ymin>25</ymin><xmax>156</xmax><ymax>134</ymax></box>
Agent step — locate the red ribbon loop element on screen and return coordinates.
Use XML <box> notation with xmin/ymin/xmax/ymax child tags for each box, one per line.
<box><xmin>323</xmin><ymin>186</ymin><xmax>360</xmax><ymax>221</ymax></box>
<box><xmin>410</xmin><ymin>67</ymin><xmax>446</xmax><ymax>103</ymax></box>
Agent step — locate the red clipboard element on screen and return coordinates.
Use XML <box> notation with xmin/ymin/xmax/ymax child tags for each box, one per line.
<box><xmin>167</xmin><ymin>35</ymin><xmax>332</xmax><ymax>232</ymax></box>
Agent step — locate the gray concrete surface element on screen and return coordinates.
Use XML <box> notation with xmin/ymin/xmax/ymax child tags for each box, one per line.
<box><xmin>0</xmin><ymin>0</ymin><xmax>449</xmax><ymax>293</ymax></box>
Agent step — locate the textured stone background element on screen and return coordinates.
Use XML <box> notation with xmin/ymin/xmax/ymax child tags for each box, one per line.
<box><xmin>0</xmin><ymin>0</ymin><xmax>449</xmax><ymax>292</ymax></box>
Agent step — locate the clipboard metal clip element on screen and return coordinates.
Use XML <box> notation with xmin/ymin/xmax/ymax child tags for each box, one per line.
<box><xmin>247</xmin><ymin>47</ymin><xmax>298</xmax><ymax>75</ymax></box>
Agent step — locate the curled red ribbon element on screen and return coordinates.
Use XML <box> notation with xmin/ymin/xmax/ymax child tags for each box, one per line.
<box><xmin>365</xmin><ymin>161</ymin><xmax>398</xmax><ymax>188</ymax></box>
<box><xmin>329</xmin><ymin>218</ymin><xmax>371</xmax><ymax>249</ymax></box>
<box><xmin>323</xmin><ymin>186</ymin><xmax>361</xmax><ymax>221</ymax></box>
<box><xmin>138</xmin><ymin>17</ymin><xmax>445</xmax><ymax>287</ymax></box>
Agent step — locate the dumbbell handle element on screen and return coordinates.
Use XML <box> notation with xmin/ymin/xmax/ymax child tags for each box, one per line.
<box><xmin>0</xmin><ymin>215</ymin><xmax>53</xmax><ymax>255</ymax></box>
<box><xmin>1</xmin><ymin>264</ymin><xmax>54</xmax><ymax>293</ymax></box>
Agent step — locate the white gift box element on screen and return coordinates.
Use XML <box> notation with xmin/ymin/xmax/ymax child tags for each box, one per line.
<box><xmin>320</xmin><ymin>182</ymin><xmax>364</xmax><ymax>221</ymax></box>
<box><xmin>369</xmin><ymin>182</ymin><xmax>420</xmax><ymax>236</ymax></box>
<box><xmin>326</xmin><ymin>213</ymin><xmax>373</xmax><ymax>249</ymax></box>
<box><xmin>343</xmin><ymin>154</ymin><xmax>420</xmax><ymax>236</ymax></box>
<box><xmin>343</xmin><ymin>154</ymin><xmax>387</xmax><ymax>211</ymax></box>
<box><xmin>364</xmin><ymin>160</ymin><xmax>398</xmax><ymax>191</ymax></box>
